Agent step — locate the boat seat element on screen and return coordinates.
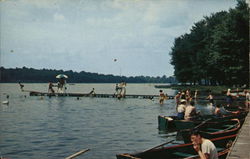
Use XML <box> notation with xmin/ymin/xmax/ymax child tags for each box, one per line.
<box><xmin>222</xmin><ymin>125</ymin><xmax>233</xmax><ymax>127</ymax></box>
<box><xmin>205</xmin><ymin>128</ymin><xmax>221</xmax><ymax>132</ymax></box>
<box><xmin>172</xmin><ymin>152</ymin><xmax>193</xmax><ymax>157</ymax></box>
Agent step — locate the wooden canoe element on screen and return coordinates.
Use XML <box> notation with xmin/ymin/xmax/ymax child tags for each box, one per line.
<box><xmin>116</xmin><ymin>134</ymin><xmax>237</xmax><ymax>159</ymax></box>
<box><xmin>180</xmin><ymin>118</ymin><xmax>240</xmax><ymax>144</ymax></box>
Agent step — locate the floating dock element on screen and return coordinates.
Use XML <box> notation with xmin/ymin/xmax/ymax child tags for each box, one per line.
<box><xmin>29</xmin><ymin>91</ymin><xmax>165</xmax><ymax>99</ymax></box>
<box><xmin>28</xmin><ymin>91</ymin><xmax>246</xmax><ymax>100</ymax></box>
<box><xmin>227</xmin><ymin>110</ymin><xmax>250</xmax><ymax>159</ymax></box>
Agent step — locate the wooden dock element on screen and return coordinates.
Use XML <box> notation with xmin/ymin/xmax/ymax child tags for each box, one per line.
<box><xmin>27</xmin><ymin>90</ymin><xmax>246</xmax><ymax>100</ymax></box>
<box><xmin>227</xmin><ymin>110</ymin><xmax>250</xmax><ymax>159</ymax></box>
<box><xmin>29</xmin><ymin>91</ymin><xmax>165</xmax><ymax>99</ymax></box>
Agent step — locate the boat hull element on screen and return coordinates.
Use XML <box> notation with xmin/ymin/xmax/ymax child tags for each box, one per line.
<box><xmin>180</xmin><ymin>119</ymin><xmax>240</xmax><ymax>143</ymax></box>
<box><xmin>116</xmin><ymin>134</ymin><xmax>237</xmax><ymax>159</ymax></box>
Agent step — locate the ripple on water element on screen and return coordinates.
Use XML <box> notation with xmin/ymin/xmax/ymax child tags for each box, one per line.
<box><xmin>0</xmin><ymin>83</ymin><xmax>226</xmax><ymax>159</ymax></box>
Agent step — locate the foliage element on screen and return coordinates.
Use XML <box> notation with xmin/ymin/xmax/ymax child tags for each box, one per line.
<box><xmin>0</xmin><ymin>67</ymin><xmax>177</xmax><ymax>83</ymax></box>
<box><xmin>170</xmin><ymin>0</ymin><xmax>249</xmax><ymax>86</ymax></box>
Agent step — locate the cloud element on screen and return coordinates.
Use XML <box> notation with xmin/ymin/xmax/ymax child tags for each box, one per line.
<box><xmin>0</xmin><ymin>0</ymin><xmax>237</xmax><ymax>76</ymax></box>
<box><xmin>53</xmin><ymin>13</ymin><xmax>65</xmax><ymax>21</ymax></box>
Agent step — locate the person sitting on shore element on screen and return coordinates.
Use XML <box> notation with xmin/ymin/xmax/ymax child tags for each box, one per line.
<box><xmin>177</xmin><ymin>99</ymin><xmax>186</xmax><ymax>120</ymax></box>
<box><xmin>184</xmin><ymin>100</ymin><xmax>199</xmax><ymax>120</ymax></box>
<box><xmin>190</xmin><ymin>130</ymin><xmax>218</xmax><ymax>159</ymax></box>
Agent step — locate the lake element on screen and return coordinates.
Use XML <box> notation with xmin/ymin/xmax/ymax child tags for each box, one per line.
<box><xmin>0</xmin><ymin>83</ymin><xmax>227</xmax><ymax>159</ymax></box>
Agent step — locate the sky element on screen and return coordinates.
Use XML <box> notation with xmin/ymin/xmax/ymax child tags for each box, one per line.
<box><xmin>0</xmin><ymin>0</ymin><xmax>237</xmax><ymax>77</ymax></box>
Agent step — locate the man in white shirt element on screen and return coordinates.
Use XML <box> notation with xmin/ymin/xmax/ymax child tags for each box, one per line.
<box><xmin>190</xmin><ymin>130</ymin><xmax>218</xmax><ymax>159</ymax></box>
<box><xmin>177</xmin><ymin>99</ymin><xmax>186</xmax><ymax>119</ymax></box>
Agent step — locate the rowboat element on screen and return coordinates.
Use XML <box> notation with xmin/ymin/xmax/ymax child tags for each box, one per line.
<box><xmin>168</xmin><ymin>110</ymin><xmax>248</xmax><ymax>131</ymax></box>
<box><xmin>116</xmin><ymin>134</ymin><xmax>237</xmax><ymax>159</ymax></box>
<box><xmin>158</xmin><ymin>115</ymin><xmax>179</xmax><ymax>130</ymax></box>
<box><xmin>180</xmin><ymin>118</ymin><xmax>240</xmax><ymax>144</ymax></box>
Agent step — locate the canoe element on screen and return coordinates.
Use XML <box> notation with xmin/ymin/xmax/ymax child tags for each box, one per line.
<box><xmin>158</xmin><ymin>115</ymin><xmax>179</xmax><ymax>130</ymax></box>
<box><xmin>116</xmin><ymin>134</ymin><xmax>237</xmax><ymax>159</ymax></box>
<box><xmin>173</xmin><ymin>111</ymin><xmax>248</xmax><ymax>131</ymax></box>
<box><xmin>180</xmin><ymin>118</ymin><xmax>240</xmax><ymax>144</ymax></box>
<box><xmin>158</xmin><ymin>111</ymin><xmax>247</xmax><ymax>132</ymax></box>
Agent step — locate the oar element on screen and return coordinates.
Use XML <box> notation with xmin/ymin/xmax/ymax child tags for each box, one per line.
<box><xmin>142</xmin><ymin>140</ymin><xmax>175</xmax><ymax>153</ymax></box>
<box><xmin>193</xmin><ymin>118</ymin><xmax>212</xmax><ymax>130</ymax></box>
<box><xmin>164</xmin><ymin>134</ymin><xmax>177</xmax><ymax>138</ymax></box>
<box><xmin>65</xmin><ymin>149</ymin><xmax>90</xmax><ymax>159</ymax></box>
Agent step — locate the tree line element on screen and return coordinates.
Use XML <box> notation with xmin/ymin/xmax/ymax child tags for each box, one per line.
<box><xmin>170</xmin><ymin>0</ymin><xmax>249</xmax><ymax>87</ymax></box>
<box><xmin>0</xmin><ymin>67</ymin><xmax>177</xmax><ymax>83</ymax></box>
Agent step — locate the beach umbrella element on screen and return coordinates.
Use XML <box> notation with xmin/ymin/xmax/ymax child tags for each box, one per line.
<box><xmin>56</xmin><ymin>74</ymin><xmax>68</xmax><ymax>79</ymax></box>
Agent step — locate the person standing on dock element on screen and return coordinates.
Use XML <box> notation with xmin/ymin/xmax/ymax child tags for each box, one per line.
<box><xmin>89</xmin><ymin>88</ymin><xmax>96</xmax><ymax>96</ymax></box>
<box><xmin>121</xmin><ymin>82</ymin><xmax>126</xmax><ymax>97</ymax></box>
<box><xmin>244</xmin><ymin>90</ymin><xmax>250</xmax><ymax>109</ymax></box>
<box><xmin>48</xmin><ymin>82</ymin><xmax>55</xmax><ymax>93</ymax></box>
<box><xmin>114</xmin><ymin>84</ymin><xmax>119</xmax><ymax>96</ymax></box>
<box><xmin>58</xmin><ymin>78</ymin><xmax>66</xmax><ymax>93</ymax></box>
<box><xmin>191</xmin><ymin>130</ymin><xmax>218</xmax><ymax>159</ymax></box>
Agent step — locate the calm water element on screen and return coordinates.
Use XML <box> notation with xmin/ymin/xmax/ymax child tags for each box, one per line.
<box><xmin>0</xmin><ymin>83</ymin><xmax>222</xmax><ymax>159</ymax></box>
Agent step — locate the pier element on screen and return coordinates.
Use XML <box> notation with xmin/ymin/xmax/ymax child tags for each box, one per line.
<box><xmin>28</xmin><ymin>91</ymin><xmax>246</xmax><ymax>101</ymax></box>
<box><xmin>227</xmin><ymin>110</ymin><xmax>250</xmax><ymax>159</ymax></box>
<box><xmin>29</xmin><ymin>91</ymin><xmax>165</xmax><ymax>99</ymax></box>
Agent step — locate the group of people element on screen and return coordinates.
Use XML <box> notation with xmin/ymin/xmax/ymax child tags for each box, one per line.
<box><xmin>176</xmin><ymin>99</ymin><xmax>200</xmax><ymax>120</ymax></box>
<box><xmin>48</xmin><ymin>78</ymin><xmax>67</xmax><ymax>93</ymax></box>
<box><xmin>174</xmin><ymin>89</ymin><xmax>194</xmax><ymax>107</ymax></box>
<box><xmin>173</xmin><ymin>89</ymin><xmax>200</xmax><ymax>120</ymax></box>
<box><xmin>226</xmin><ymin>88</ymin><xmax>250</xmax><ymax>108</ymax></box>
<box><xmin>115</xmin><ymin>82</ymin><xmax>127</xmax><ymax>98</ymax></box>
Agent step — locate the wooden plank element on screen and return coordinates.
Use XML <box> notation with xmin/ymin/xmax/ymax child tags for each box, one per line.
<box><xmin>227</xmin><ymin>111</ymin><xmax>250</xmax><ymax>159</ymax></box>
<box><xmin>65</xmin><ymin>149</ymin><xmax>90</xmax><ymax>159</ymax></box>
<box><xmin>29</xmin><ymin>91</ymin><xmax>163</xmax><ymax>99</ymax></box>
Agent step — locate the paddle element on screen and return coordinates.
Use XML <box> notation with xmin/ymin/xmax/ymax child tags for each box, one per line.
<box><xmin>142</xmin><ymin>140</ymin><xmax>175</xmax><ymax>153</ymax></box>
<box><xmin>164</xmin><ymin>134</ymin><xmax>177</xmax><ymax>138</ymax></box>
<box><xmin>65</xmin><ymin>149</ymin><xmax>90</xmax><ymax>159</ymax></box>
<box><xmin>193</xmin><ymin>118</ymin><xmax>212</xmax><ymax>130</ymax></box>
